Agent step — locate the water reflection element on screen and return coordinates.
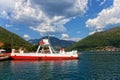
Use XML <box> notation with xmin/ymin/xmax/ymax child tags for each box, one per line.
<box><xmin>0</xmin><ymin>52</ymin><xmax>120</xmax><ymax>80</ymax></box>
<box><xmin>10</xmin><ymin>60</ymin><xmax>79</xmax><ymax>80</ymax></box>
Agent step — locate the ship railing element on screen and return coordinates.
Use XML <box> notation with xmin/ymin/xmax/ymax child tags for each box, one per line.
<box><xmin>65</xmin><ymin>50</ymin><xmax>77</xmax><ymax>55</ymax></box>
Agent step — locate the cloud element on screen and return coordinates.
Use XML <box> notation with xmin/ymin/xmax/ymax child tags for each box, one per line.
<box><xmin>61</xmin><ymin>33</ymin><xmax>80</xmax><ymax>41</ymax></box>
<box><xmin>32</xmin><ymin>0</ymin><xmax>88</xmax><ymax>17</ymax></box>
<box><xmin>96</xmin><ymin>0</ymin><xmax>107</xmax><ymax>6</ymax></box>
<box><xmin>100</xmin><ymin>0</ymin><xmax>106</xmax><ymax>6</ymax></box>
<box><xmin>86</xmin><ymin>0</ymin><xmax>120</xmax><ymax>34</ymax></box>
<box><xmin>70</xmin><ymin>38</ymin><xmax>81</xmax><ymax>42</ymax></box>
<box><xmin>30</xmin><ymin>21</ymin><xmax>67</xmax><ymax>36</ymax></box>
<box><xmin>1</xmin><ymin>11</ymin><xmax>9</xmax><ymax>19</ymax></box>
<box><xmin>0</xmin><ymin>0</ymin><xmax>88</xmax><ymax>36</ymax></box>
<box><xmin>23</xmin><ymin>34</ymin><xmax>31</xmax><ymax>40</ymax></box>
<box><xmin>61</xmin><ymin>33</ymin><xmax>69</xmax><ymax>39</ymax></box>
<box><xmin>0</xmin><ymin>0</ymin><xmax>15</xmax><ymax>10</ymax></box>
<box><xmin>5</xmin><ymin>24</ymin><xmax>12</xmax><ymax>28</ymax></box>
<box><xmin>0</xmin><ymin>0</ymin><xmax>15</xmax><ymax>19</ymax></box>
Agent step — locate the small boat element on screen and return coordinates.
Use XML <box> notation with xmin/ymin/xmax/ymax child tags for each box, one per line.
<box><xmin>11</xmin><ymin>39</ymin><xmax>78</xmax><ymax>60</ymax></box>
<box><xmin>0</xmin><ymin>49</ymin><xmax>10</xmax><ymax>61</ymax></box>
<box><xmin>0</xmin><ymin>56</ymin><xmax>10</xmax><ymax>61</ymax></box>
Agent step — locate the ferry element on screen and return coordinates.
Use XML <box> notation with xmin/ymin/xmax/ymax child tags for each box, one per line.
<box><xmin>11</xmin><ymin>39</ymin><xmax>78</xmax><ymax>60</ymax></box>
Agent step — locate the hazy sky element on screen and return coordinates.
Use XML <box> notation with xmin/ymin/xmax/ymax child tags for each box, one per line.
<box><xmin>0</xmin><ymin>0</ymin><xmax>119</xmax><ymax>41</ymax></box>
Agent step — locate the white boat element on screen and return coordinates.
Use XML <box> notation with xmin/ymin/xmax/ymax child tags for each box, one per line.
<box><xmin>0</xmin><ymin>49</ymin><xmax>10</xmax><ymax>61</ymax></box>
<box><xmin>11</xmin><ymin>39</ymin><xmax>78</xmax><ymax>60</ymax></box>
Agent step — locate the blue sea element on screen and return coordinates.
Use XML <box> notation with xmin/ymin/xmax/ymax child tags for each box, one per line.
<box><xmin>0</xmin><ymin>52</ymin><xmax>120</xmax><ymax>80</ymax></box>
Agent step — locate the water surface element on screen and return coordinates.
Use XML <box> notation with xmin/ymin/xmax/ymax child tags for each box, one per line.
<box><xmin>0</xmin><ymin>52</ymin><xmax>120</xmax><ymax>80</ymax></box>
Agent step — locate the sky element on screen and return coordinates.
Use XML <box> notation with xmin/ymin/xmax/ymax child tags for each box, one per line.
<box><xmin>0</xmin><ymin>0</ymin><xmax>120</xmax><ymax>41</ymax></box>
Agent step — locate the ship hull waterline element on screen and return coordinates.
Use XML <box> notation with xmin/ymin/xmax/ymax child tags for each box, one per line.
<box><xmin>11</xmin><ymin>53</ymin><xmax>79</xmax><ymax>60</ymax></box>
<box><xmin>11</xmin><ymin>56</ymin><xmax>78</xmax><ymax>60</ymax></box>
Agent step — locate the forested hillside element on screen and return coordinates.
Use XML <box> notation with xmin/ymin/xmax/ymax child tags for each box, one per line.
<box><xmin>67</xmin><ymin>27</ymin><xmax>120</xmax><ymax>51</ymax></box>
<box><xmin>0</xmin><ymin>27</ymin><xmax>31</xmax><ymax>52</ymax></box>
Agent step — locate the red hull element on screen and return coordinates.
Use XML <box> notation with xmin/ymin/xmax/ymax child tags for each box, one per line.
<box><xmin>11</xmin><ymin>56</ymin><xmax>78</xmax><ymax>60</ymax></box>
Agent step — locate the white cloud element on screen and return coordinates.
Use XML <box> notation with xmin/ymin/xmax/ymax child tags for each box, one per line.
<box><xmin>70</xmin><ymin>38</ymin><xmax>81</xmax><ymax>42</ymax></box>
<box><xmin>86</xmin><ymin>0</ymin><xmax>120</xmax><ymax>34</ymax></box>
<box><xmin>0</xmin><ymin>0</ymin><xmax>15</xmax><ymax>19</ymax></box>
<box><xmin>5</xmin><ymin>24</ymin><xmax>12</xmax><ymax>28</ymax></box>
<box><xmin>0</xmin><ymin>0</ymin><xmax>15</xmax><ymax>10</ymax></box>
<box><xmin>61</xmin><ymin>33</ymin><xmax>69</xmax><ymax>40</ymax></box>
<box><xmin>1</xmin><ymin>11</ymin><xmax>9</xmax><ymax>19</ymax></box>
<box><xmin>89</xmin><ymin>31</ymin><xmax>96</xmax><ymax>35</ymax></box>
<box><xmin>100</xmin><ymin>0</ymin><xmax>106</xmax><ymax>6</ymax></box>
<box><xmin>32</xmin><ymin>0</ymin><xmax>88</xmax><ymax>17</ymax></box>
<box><xmin>23</xmin><ymin>34</ymin><xmax>31</xmax><ymax>40</ymax></box>
<box><xmin>96</xmin><ymin>0</ymin><xmax>106</xmax><ymax>6</ymax></box>
<box><xmin>0</xmin><ymin>0</ymin><xmax>88</xmax><ymax>36</ymax></box>
<box><xmin>61</xmin><ymin>33</ymin><xmax>80</xmax><ymax>41</ymax></box>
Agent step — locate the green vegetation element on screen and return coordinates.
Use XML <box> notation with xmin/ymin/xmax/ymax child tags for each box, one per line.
<box><xmin>0</xmin><ymin>27</ymin><xmax>32</xmax><ymax>52</ymax></box>
<box><xmin>66</xmin><ymin>26</ymin><xmax>120</xmax><ymax>51</ymax></box>
<box><xmin>1</xmin><ymin>26</ymin><xmax>120</xmax><ymax>52</ymax></box>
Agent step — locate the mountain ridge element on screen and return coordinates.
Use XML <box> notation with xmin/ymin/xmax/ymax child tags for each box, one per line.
<box><xmin>66</xmin><ymin>26</ymin><xmax>120</xmax><ymax>51</ymax></box>
<box><xmin>0</xmin><ymin>27</ymin><xmax>75</xmax><ymax>52</ymax></box>
<box><xmin>0</xmin><ymin>27</ymin><xmax>32</xmax><ymax>52</ymax></box>
<box><xmin>29</xmin><ymin>36</ymin><xmax>75</xmax><ymax>50</ymax></box>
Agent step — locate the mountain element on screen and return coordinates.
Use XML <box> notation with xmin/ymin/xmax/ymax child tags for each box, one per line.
<box><xmin>29</xmin><ymin>36</ymin><xmax>75</xmax><ymax>50</ymax></box>
<box><xmin>29</xmin><ymin>39</ymin><xmax>40</xmax><ymax>45</ymax></box>
<box><xmin>67</xmin><ymin>26</ymin><xmax>120</xmax><ymax>51</ymax></box>
<box><xmin>0</xmin><ymin>27</ymin><xmax>32</xmax><ymax>52</ymax></box>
